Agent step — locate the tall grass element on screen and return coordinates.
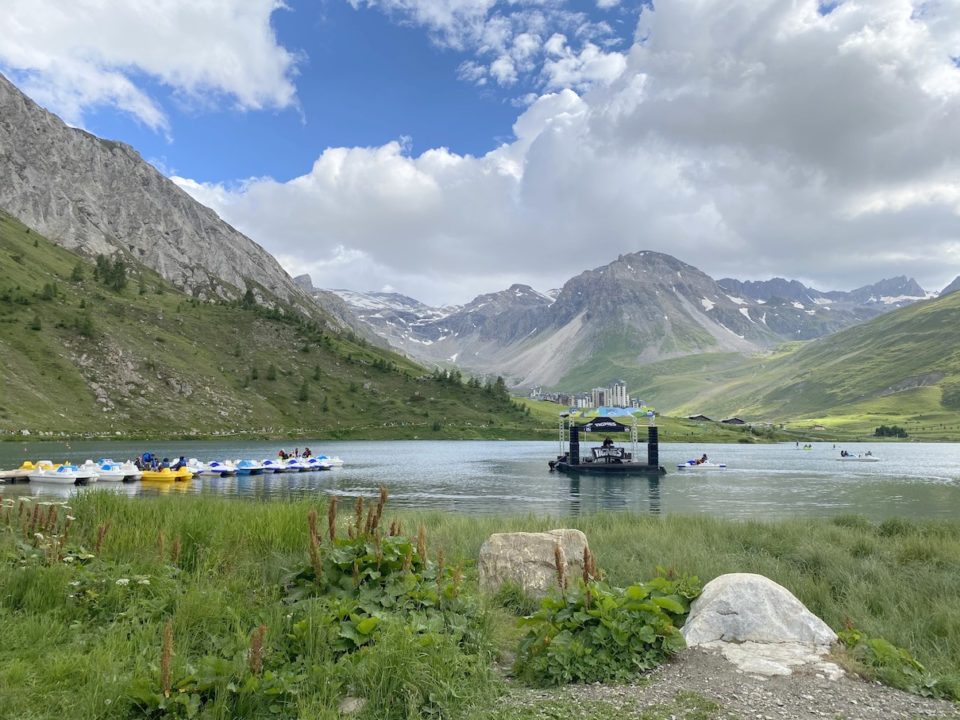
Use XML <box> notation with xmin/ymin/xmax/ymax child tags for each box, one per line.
<box><xmin>1</xmin><ymin>493</ymin><xmax>959</xmax><ymax>718</ymax></box>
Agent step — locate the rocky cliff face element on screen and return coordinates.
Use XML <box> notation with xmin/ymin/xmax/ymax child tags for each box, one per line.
<box><xmin>0</xmin><ymin>73</ymin><xmax>320</xmax><ymax>317</ymax></box>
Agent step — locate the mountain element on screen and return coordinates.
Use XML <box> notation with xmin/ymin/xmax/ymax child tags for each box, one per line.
<box><xmin>336</xmin><ymin>252</ymin><xmax>788</xmax><ymax>387</ymax></box>
<box><xmin>334</xmin><ymin>252</ymin><xmax>931</xmax><ymax>390</ymax></box>
<box><xmin>0</xmin><ymin>73</ymin><xmax>320</xmax><ymax>318</ymax></box>
<box><xmin>0</xmin><ymin>211</ymin><xmax>538</xmax><ymax>438</ymax></box>
<box><xmin>941</xmin><ymin>276</ymin><xmax>960</xmax><ymax>297</ymax></box>
<box><xmin>621</xmin><ymin>288</ymin><xmax>960</xmax><ymax>438</ymax></box>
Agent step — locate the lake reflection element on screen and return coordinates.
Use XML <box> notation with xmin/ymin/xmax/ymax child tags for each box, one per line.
<box><xmin>2</xmin><ymin>440</ymin><xmax>959</xmax><ymax>520</ymax></box>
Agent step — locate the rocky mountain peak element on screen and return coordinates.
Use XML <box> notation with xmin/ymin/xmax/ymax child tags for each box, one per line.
<box><xmin>941</xmin><ymin>276</ymin><xmax>960</xmax><ymax>297</ymax></box>
<box><xmin>847</xmin><ymin>276</ymin><xmax>927</xmax><ymax>304</ymax></box>
<box><xmin>0</xmin><ymin>72</ymin><xmax>319</xmax><ymax>316</ymax></box>
<box><xmin>293</xmin><ymin>274</ymin><xmax>315</xmax><ymax>292</ymax></box>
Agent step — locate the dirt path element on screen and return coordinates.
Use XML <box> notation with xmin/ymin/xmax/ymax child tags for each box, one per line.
<box><xmin>500</xmin><ymin>648</ymin><xmax>960</xmax><ymax>719</ymax></box>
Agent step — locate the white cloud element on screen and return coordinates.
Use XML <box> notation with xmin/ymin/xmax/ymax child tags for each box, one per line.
<box><xmin>541</xmin><ymin>35</ymin><xmax>627</xmax><ymax>90</ymax></box>
<box><xmin>352</xmin><ymin>0</ymin><xmax>624</xmax><ymax>93</ymax></box>
<box><xmin>176</xmin><ymin>0</ymin><xmax>960</xmax><ymax>303</ymax></box>
<box><xmin>490</xmin><ymin>56</ymin><xmax>518</xmax><ymax>85</ymax></box>
<box><xmin>0</xmin><ymin>0</ymin><xmax>299</xmax><ymax>132</ymax></box>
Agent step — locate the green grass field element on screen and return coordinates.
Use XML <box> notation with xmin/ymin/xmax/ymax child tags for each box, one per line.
<box><xmin>1</xmin><ymin>492</ymin><xmax>957</xmax><ymax>719</ymax></box>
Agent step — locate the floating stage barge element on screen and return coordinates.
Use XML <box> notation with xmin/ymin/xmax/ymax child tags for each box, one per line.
<box><xmin>549</xmin><ymin>413</ymin><xmax>666</xmax><ymax>475</ymax></box>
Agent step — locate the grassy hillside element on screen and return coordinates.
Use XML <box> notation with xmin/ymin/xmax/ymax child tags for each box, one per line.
<box><xmin>611</xmin><ymin>292</ymin><xmax>960</xmax><ymax>439</ymax></box>
<box><xmin>0</xmin><ymin>212</ymin><xmax>547</xmax><ymax>440</ymax></box>
<box><xmin>550</xmin><ymin>288</ymin><xmax>960</xmax><ymax>439</ymax></box>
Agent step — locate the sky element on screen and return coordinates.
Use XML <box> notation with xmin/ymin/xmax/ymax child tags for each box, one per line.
<box><xmin>2</xmin><ymin>0</ymin><xmax>960</xmax><ymax>306</ymax></box>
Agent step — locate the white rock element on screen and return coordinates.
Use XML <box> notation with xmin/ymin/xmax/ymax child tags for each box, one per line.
<box><xmin>683</xmin><ymin>573</ymin><xmax>837</xmax><ymax>647</ymax></box>
<box><xmin>478</xmin><ymin>529</ymin><xmax>588</xmax><ymax>599</ymax></box>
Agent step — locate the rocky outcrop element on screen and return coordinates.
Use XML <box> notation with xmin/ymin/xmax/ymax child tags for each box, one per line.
<box><xmin>477</xmin><ymin>529</ymin><xmax>588</xmax><ymax>599</ymax></box>
<box><xmin>682</xmin><ymin>573</ymin><xmax>841</xmax><ymax>678</ymax></box>
<box><xmin>0</xmin><ymin>73</ymin><xmax>321</xmax><ymax>318</ymax></box>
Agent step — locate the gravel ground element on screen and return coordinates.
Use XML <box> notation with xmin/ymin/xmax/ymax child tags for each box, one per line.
<box><xmin>500</xmin><ymin>648</ymin><xmax>960</xmax><ymax>719</ymax></box>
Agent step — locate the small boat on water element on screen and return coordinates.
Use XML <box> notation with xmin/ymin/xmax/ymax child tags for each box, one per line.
<box><xmin>31</xmin><ymin>462</ymin><xmax>96</xmax><ymax>485</ymax></box>
<box><xmin>141</xmin><ymin>468</ymin><xmax>178</xmax><ymax>482</ymax></box>
<box><xmin>261</xmin><ymin>459</ymin><xmax>285</xmax><ymax>474</ymax></box>
<box><xmin>314</xmin><ymin>454</ymin><xmax>343</xmax><ymax>467</ymax></box>
<box><xmin>83</xmin><ymin>459</ymin><xmax>141</xmax><ymax>482</ymax></box>
<box><xmin>677</xmin><ymin>460</ymin><xmax>727</xmax><ymax>470</ymax></box>
<box><xmin>303</xmin><ymin>457</ymin><xmax>332</xmax><ymax>471</ymax></box>
<box><xmin>141</xmin><ymin>466</ymin><xmax>191</xmax><ymax>482</ymax></box>
<box><xmin>283</xmin><ymin>457</ymin><xmax>309</xmax><ymax>473</ymax></box>
<box><xmin>837</xmin><ymin>455</ymin><xmax>880</xmax><ymax>462</ymax></box>
<box><xmin>199</xmin><ymin>460</ymin><xmax>237</xmax><ymax>477</ymax></box>
<box><xmin>235</xmin><ymin>459</ymin><xmax>264</xmax><ymax>476</ymax></box>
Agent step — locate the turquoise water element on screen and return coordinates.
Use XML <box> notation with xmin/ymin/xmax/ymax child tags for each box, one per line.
<box><xmin>1</xmin><ymin>439</ymin><xmax>959</xmax><ymax>520</ymax></box>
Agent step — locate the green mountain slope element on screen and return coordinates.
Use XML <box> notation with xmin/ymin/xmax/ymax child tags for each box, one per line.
<box><xmin>628</xmin><ymin>291</ymin><xmax>960</xmax><ymax>438</ymax></box>
<box><xmin>0</xmin><ymin>212</ymin><xmax>539</xmax><ymax>439</ymax></box>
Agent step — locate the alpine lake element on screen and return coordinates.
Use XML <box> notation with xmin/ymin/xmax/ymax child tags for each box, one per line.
<box><xmin>2</xmin><ymin>438</ymin><xmax>960</xmax><ymax>521</ymax></box>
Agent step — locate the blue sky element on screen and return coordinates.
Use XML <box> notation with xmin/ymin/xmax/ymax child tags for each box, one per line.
<box><xmin>40</xmin><ymin>0</ymin><xmax>642</xmax><ymax>184</ymax></box>
<box><xmin>2</xmin><ymin>0</ymin><xmax>960</xmax><ymax>305</ymax></box>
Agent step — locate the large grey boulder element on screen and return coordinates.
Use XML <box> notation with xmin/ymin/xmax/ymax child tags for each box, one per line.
<box><xmin>682</xmin><ymin>573</ymin><xmax>841</xmax><ymax>678</ymax></box>
<box><xmin>478</xmin><ymin>529</ymin><xmax>588</xmax><ymax>599</ymax></box>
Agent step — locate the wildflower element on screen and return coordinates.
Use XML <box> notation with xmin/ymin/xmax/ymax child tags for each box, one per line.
<box><xmin>137</xmin><ymin>578</ymin><xmax>150</xmax><ymax>586</ymax></box>
<box><xmin>116</xmin><ymin>578</ymin><xmax>130</xmax><ymax>586</ymax></box>
<box><xmin>63</xmin><ymin>556</ymin><xmax>75</xmax><ymax>563</ymax></box>
<box><xmin>66</xmin><ymin>515</ymin><xmax>76</xmax><ymax>521</ymax></box>
<box><xmin>69</xmin><ymin>581</ymin><xmax>81</xmax><ymax>587</ymax></box>
<box><xmin>34</xmin><ymin>532</ymin><xmax>44</xmax><ymax>540</ymax></box>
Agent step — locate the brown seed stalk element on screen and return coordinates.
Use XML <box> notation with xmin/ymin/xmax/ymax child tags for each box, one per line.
<box><xmin>373</xmin><ymin>485</ymin><xmax>388</xmax><ymax>530</ymax></box>
<box><xmin>307</xmin><ymin>508</ymin><xmax>319</xmax><ymax>544</ymax></box>
<box><xmin>44</xmin><ymin>504</ymin><xmax>58</xmax><ymax>532</ymax></box>
<box><xmin>364</xmin><ymin>507</ymin><xmax>375</xmax><ymax>535</ymax></box>
<box><xmin>327</xmin><ymin>495</ymin><xmax>338</xmax><ymax>542</ymax></box>
<box><xmin>554</xmin><ymin>542</ymin><xmax>567</xmax><ymax>592</ymax></box>
<box><xmin>308</xmin><ymin>526</ymin><xmax>323</xmax><ymax>583</ymax></box>
<box><xmin>402</xmin><ymin>547</ymin><xmax>413</xmax><ymax>573</ymax></box>
<box><xmin>171</xmin><ymin>537</ymin><xmax>182</xmax><ymax>566</ymax></box>
<box><xmin>416</xmin><ymin>525</ymin><xmax>427</xmax><ymax>564</ymax></box>
<box><xmin>248</xmin><ymin>624</ymin><xmax>267</xmax><ymax>676</ymax></box>
<box><xmin>28</xmin><ymin>504</ymin><xmax>41</xmax><ymax>535</ymax></box>
<box><xmin>353</xmin><ymin>496</ymin><xmax>364</xmax><ymax>531</ymax></box>
<box><xmin>160</xmin><ymin>620</ymin><xmax>174</xmax><ymax>698</ymax></box>
<box><xmin>94</xmin><ymin>521</ymin><xmax>110</xmax><ymax>554</ymax></box>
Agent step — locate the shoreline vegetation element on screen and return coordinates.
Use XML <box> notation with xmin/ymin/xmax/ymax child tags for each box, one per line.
<box><xmin>1</xmin><ymin>492</ymin><xmax>957</xmax><ymax>718</ymax></box>
<box><xmin>0</xmin><ymin>409</ymin><xmax>927</xmax><ymax>444</ymax></box>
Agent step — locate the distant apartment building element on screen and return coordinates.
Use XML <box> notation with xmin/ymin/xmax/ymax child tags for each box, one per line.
<box><xmin>533</xmin><ymin>381</ymin><xmax>633</xmax><ymax>409</ymax></box>
<box><xmin>609</xmin><ymin>380</ymin><xmax>629</xmax><ymax>407</ymax></box>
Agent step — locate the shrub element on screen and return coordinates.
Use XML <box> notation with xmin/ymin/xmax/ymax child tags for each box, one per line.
<box><xmin>839</xmin><ymin>627</ymin><xmax>956</xmax><ymax>700</ymax></box>
<box><xmin>514</xmin><ymin>567</ymin><xmax>701</xmax><ymax>686</ymax></box>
